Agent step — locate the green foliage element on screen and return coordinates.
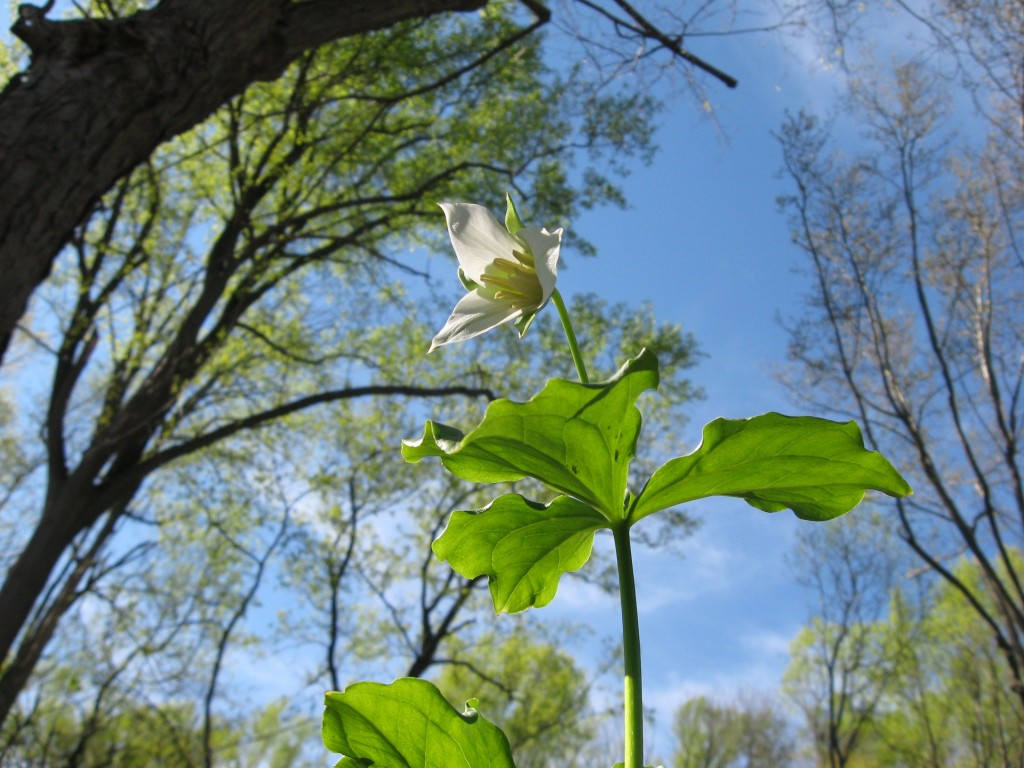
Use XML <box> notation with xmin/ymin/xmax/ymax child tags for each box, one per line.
<box><xmin>433</xmin><ymin>630</ymin><xmax>599</xmax><ymax>768</ymax></box>
<box><xmin>404</xmin><ymin>349</ymin><xmax>659</xmax><ymax>521</ymax></box>
<box><xmin>433</xmin><ymin>494</ymin><xmax>606</xmax><ymax>612</ymax></box>
<box><xmin>323</xmin><ymin>678</ymin><xmax>515</xmax><ymax>768</ymax></box>
<box><xmin>672</xmin><ymin>695</ymin><xmax>793</xmax><ymax>768</ymax></box>
<box><xmin>673</xmin><ymin>697</ymin><xmax>742</xmax><ymax>768</ymax></box>
<box><xmin>423</xmin><ymin>400</ymin><xmax>910</xmax><ymax>616</ymax></box>
<box><xmin>785</xmin><ymin>549</ymin><xmax>1024</xmax><ymax>767</ymax></box>
<box><xmin>408</xmin><ymin>351</ymin><xmax>910</xmax><ymax>530</ymax></box>
<box><xmin>633</xmin><ymin>413</ymin><xmax>912</xmax><ymax>522</ymax></box>
<box><xmin>0</xmin><ymin>691</ymin><xmax>316</xmax><ymax>768</ymax></box>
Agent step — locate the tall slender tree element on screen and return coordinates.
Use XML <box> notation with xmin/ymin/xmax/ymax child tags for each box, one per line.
<box><xmin>778</xmin><ymin>49</ymin><xmax>1024</xmax><ymax>704</ymax></box>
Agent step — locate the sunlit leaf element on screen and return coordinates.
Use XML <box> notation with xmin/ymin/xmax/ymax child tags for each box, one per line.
<box><xmin>403</xmin><ymin>349</ymin><xmax>658</xmax><ymax>520</ymax></box>
<box><xmin>433</xmin><ymin>494</ymin><xmax>608</xmax><ymax>613</ymax></box>
<box><xmin>631</xmin><ymin>413</ymin><xmax>912</xmax><ymax>522</ymax></box>
<box><xmin>504</xmin><ymin>191</ymin><xmax>525</xmax><ymax>236</ymax></box>
<box><xmin>323</xmin><ymin>678</ymin><xmax>516</xmax><ymax>767</ymax></box>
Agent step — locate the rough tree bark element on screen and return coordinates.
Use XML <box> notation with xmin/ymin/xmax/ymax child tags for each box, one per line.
<box><xmin>0</xmin><ymin>0</ymin><xmax>485</xmax><ymax>363</ymax></box>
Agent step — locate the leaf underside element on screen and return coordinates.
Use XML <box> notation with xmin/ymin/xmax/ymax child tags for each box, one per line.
<box><xmin>323</xmin><ymin>678</ymin><xmax>516</xmax><ymax>767</ymax></box>
<box><xmin>632</xmin><ymin>412</ymin><xmax>912</xmax><ymax>522</ymax></box>
<box><xmin>433</xmin><ymin>494</ymin><xmax>607</xmax><ymax>613</ymax></box>
<box><xmin>403</xmin><ymin>349</ymin><xmax>659</xmax><ymax>520</ymax></box>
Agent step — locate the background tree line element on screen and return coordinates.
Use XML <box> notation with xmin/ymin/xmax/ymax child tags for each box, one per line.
<box><xmin>670</xmin><ymin>516</ymin><xmax>1022</xmax><ymax>768</ymax></box>
<box><xmin>672</xmin><ymin>0</ymin><xmax>1024</xmax><ymax>765</ymax></box>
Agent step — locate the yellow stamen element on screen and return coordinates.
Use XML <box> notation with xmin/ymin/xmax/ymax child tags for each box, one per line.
<box><xmin>480</xmin><ymin>274</ymin><xmax>526</xmax><ymax>294</ymax></box>
<box><xmin>493</xmin><ymin>291</ymin><xmax>534</xmax><ymax>309</ymax></box>
<box><xmin>480</xmin><ymin>270</ymin><xmax>541</xmax><ymax>304</ymax></box>
<box><xmin>512</xmin><ymin>248</ymin><xmax>535</xmax><ymax>268</ymax></box>
<box><xmin>479</xmin><ymin>274</ymin><xmax>516</xmax><ymax>290</ymax></box>
<box><xmin>492</xmin><ymin>257</ymin><xmax>531</xmax><ymax>275</ymax></box>
<box><xmin>477</xmin><ymin>245</ymin><xmax>542</xmax><ymax>308</ymax></box>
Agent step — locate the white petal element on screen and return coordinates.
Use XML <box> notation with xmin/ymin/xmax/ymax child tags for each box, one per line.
<box><xmin>518</xmin><ymin>226</ymin><xmax>562</xmax><ymax>302</ymax></box>
<box><xmin>428</xmin><ymin>291</ymin><xmax>521</xmax><ymax>352</ymax></box>
<box><xmin>438</xmin><ymin>203</ymin><xmax>519</xmax><ymax>283</ymax></box>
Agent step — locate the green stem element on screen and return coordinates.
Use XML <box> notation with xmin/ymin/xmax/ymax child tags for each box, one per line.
<box><xmin>613</xmin><ymin>522</ymin><xmax>643</xmax><ymax>768</ymax></box>
<box><xmin>551</xmin><ymin>289</ymin><xmax>589</xmax><ymax>384</ymax></box>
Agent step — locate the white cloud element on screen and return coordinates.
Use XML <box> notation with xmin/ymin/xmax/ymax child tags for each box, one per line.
<box><xmin>632</xmin><ymin>542</ymin><xmax>739</xmax><ymax>612</ymax></box>
<box><xmin>554</xmin><ymin>574</ymin><xmax>619</xmax><ymax>612</ymax></box>
<box><xmin>630</xmin><ymin>499</ymin><xmax>800</xmax><ymax>613</ymax></box>
<box><xmin>739</xmin><ymin>627</ymin><xmax>797</xmax><ymax>658</ymax></box>
<box><xmin>646</xmin><ymin>648</ymin><xmax>790</xmax><ymax>715</ymax></box>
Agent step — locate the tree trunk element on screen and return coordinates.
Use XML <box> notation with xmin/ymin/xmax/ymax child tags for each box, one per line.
<box><xmin>0</xmin><ymin>506</ymin><xmax>121</xmax><ymax>726</ymax></box>
<box><xmin>0</xmin><ymin>487</ymin><xmax>93</xmax><ymax>711</ymax></box>
<box><xmin>0</xmin><ymin>505</ymin><xmax>77</xmax><ymax>652</ymax></box>
<box><xmin>0</xmin><ymin>0</ymin><xmax>485</xmax><ymax>363</ymax></box>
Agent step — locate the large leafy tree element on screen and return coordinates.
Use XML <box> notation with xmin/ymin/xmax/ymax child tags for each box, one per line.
<box><xmin>671</xmin><ymin>694</ymin><xmax>794</xmax><ymax>768</ymax></box>
<box><xmin>0</xmin><ymin>0</ymin><xmax>488</xmax><ymax>359</ymax></box>
<box><xmin>0</xmin><ymin>0</ymin><xmax>688</xmax><ymax>728</ymax></box>
<box><xmin>0</xmin><ymin>0</ymin><xmax>739</xmax><ymax>752</ymax></box>
<box><xmin>0</xmin><ymin>0</ymin><xmax>741</xmax><ymax>362</ymax></box>
<box><xmin>0</xmin><ymin>293</ymin><xmax>700</xmax><ymax>763</ymax></box>
<box><xmin>782</xmin><ymin>513</ymin><xmax>909</xmax><ymax>768</ymax></box>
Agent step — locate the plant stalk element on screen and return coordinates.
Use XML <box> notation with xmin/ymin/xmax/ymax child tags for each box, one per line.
<box><xmin>613</xmin><ymin>522</ymin><xmax>643</xmax><ymax>768</ymax></box>
<box><xmin>551</xmin><ymin>289</ymin><xmax>589</xmax><ymax>384</ymax></box>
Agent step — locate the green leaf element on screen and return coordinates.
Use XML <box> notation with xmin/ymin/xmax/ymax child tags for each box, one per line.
<box><xmin>457</xmin><ymin>267</ymin><xmax>480</xmax><ymax>291</ymax></box>
<box><xmin>403</xmin><ymin>349</ymin><xmax>659</xmax><ymax>520</ymax></box>
<box><xmin>504</xmin><ymin>192</ymin><xmax>524</xmax><ymax>236</ymax></box>
<box><xmin>323</xmin><ymin>678</ymin><xmax>516</xmax><ymax>767</ymax></box>
<box><xmin>513</xmin><ymin>308</ymin><xmax>538</xmax><ymax>338</ymax></box>
<box><xmin>433</xmin><ymin>494</ymin><xmax>608</xmax><ymax>613</ymax></box>
<box><xmin>631</xmin><ymin>413</ymin><xmax>912</xmax><ymax>523</ymax></box>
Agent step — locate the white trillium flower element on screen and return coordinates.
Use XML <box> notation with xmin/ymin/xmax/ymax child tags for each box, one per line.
<box><xmin>429</xmin><ymin>199</ymin><xmax>562</xmax><ymax>352</ymax></box>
